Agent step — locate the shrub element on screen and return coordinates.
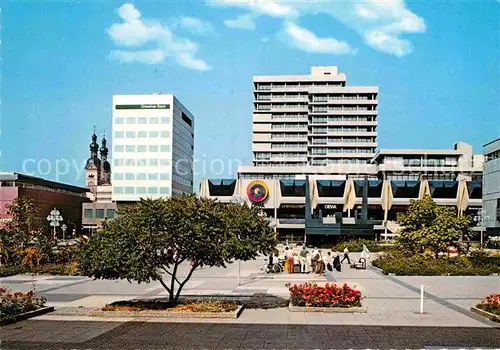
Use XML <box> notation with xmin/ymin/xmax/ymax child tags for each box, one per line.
<box><xmin>29</xmin><ymin>262</ymin><xmax>82</xmax><ymax>276</ymax></box>
<box><xmin>332</xmin><ymin>239</ymin><xmax>386</xmax><ymax>253</ymax></box>
<box><xmin>372</xmin><ymin>251</ymin><xmax>499</xmax><ymax>276</ymax></box>
<box><xmin>0</xmin><ymin>287</ymin><xmax>46</xmax><ymax>318</ymax></box>
<box><xmin>476</xmin><ymin>294</ymin><xmax>500</xmax><ymax>315</ymax></box>
<box><xmin>0</xmin><ymin>265</ymin><xmax>22</xmax><ymax>277</ymax></box>
<box><xmin>286</xmin><ymin>282</ymin><xmax>363</xmax><ymax>308</ymax></box>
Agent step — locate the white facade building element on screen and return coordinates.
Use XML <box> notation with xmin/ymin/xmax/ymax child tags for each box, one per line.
<box><xmin>111</xmin><ymin>94</ymin><xmax>194</xmax><ymax>202</ymax></box>
<box><xmin>253</xmin><ymin>66</ymin><xmax>378</xmax><ymax>167</ymax></box>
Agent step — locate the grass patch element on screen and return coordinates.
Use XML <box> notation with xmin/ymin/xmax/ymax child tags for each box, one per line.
<box><xmin>102</xmin><ymin>299</ymin><xmax>240</xmax><ymax>313</ymax></box>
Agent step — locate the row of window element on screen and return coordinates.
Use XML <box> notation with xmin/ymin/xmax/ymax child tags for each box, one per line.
<box><xmin>271</xmin><ymin>133</ymin><xmax>307</xmax><ymax>139</ymax></box>
<box><xmin>114</xmin><ymin>117</ymin><xmax>171</xmax><ymax>125</ymax></box>
<box><xmin>114</xmin><ymin>173</ymin><xmax>171</xmax><ymax>181</ymax></box>
<box><xmin>271</xmin><ymin>143</ymin><xmax>307</xmax><ymax>149</ymax></box>
<box><xmin>271</xmin><ymin>114</ymin><xmax>308</xmax><ymax>119</ymax></box>
<box><xmin>271</xmin><ymin>123</ymin><xmax>307</xmax><ymax>129</ymax></box>
<box><xmin>311</xmin><ymin>116</ymin><xmax>376</xmax><ymax>123</ymax></box>
<box><xmin>311</xmin><ymin>127</ymin><xmax>375</xmax><ymax>133</ymax></box>
<box><xmin>311</xmin><ymin>137</ymin><xmax>376</xmax><ymax>144</ymax></box>
<box><xmin>239</xmin><ymin>174</ymin><xmax>298</xmax><ymax>179</ymax></box>
<box><xmin>0</xmin><ymin>181</ymin><xmax>87</xmax><ymax>197</ymax></box>
<box><xmin>253</xmin><ymin>162</ymin><xmax>308</xmax><ymax>167</ymax></box>
<box><xmin>255</xmin><ymin>82</ymin><xmax>344</xmax><ymax>90</ymax></box>
<box><xmin>114</xmin><ymin>145</ymin><xmax>171</xmax><ymax>153</ymax></box>
<box><xmin>172</xmin><ymin>174</ymin><xmax>192</xmax><ymax>188</ymax></box>
<box><xmin>312</xmin><ymin>94</ymin><xmax>377</xmax><ymax>102</ymax></box>
<box><xmin>114</xmin><ymin>187</ymin><xmax>171</xmax><ymax>195</ymax></box>
<box><xmin>114</xmin><ymin>158</ymin><xmax>170</xmax><ymax>167</ymax></box>
<box><xmin>486</xmin><ymin>150</ymin><xmax>500</xmax><ymax>162</ymax></box>
<box><xmin>312</xmin><ymin>106</ymin><xmax>376</xmax><ymax>112</ymax></box>
<box><xmin>256</xmin><ymin>104</ymin><xmax>307</xmax><ymax>111</ymax></box>
<box><xmin>255</xmin><ymin>152</ymin><xmax>307</xmax><ymax>160</ymax></box>
<box><xmin>310</xmin><ymin>148</ymin><xmax>375</xmax><ymax>154</ymax></box>
<box><xmin>311</xmin><ymin>159</ymin><xmax>368</xmax><ymax>165</ymax></box>
<box><xmin>382</xmin><ymin>156</ymin><xmax>459</xmax><ymax>167</ymax></box>
<box><xmin>256</xmin><ymin>94</ymin><xmax>308</xmax><ymax>100</ymax></box>
<box><xmin>114</xmin><ymin>130</ymin><xmax>170</xmax><ymax>139</ymax></box>
<box><xmin>84</xmin><ymin>208</ymin><xmax>115</xmax><ymax>219</ymax></box>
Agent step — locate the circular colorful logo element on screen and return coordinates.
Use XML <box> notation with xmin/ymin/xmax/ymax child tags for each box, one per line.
<box><xmin>247</xmin><ymin>180</ymin><xmax>269</xmax><ymax>203</ymax></box>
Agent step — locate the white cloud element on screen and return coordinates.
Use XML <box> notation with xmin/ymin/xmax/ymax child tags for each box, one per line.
<box><xmin>178</xmin><ymin>16</ymin><xmax>217</xmax><ymax>36</ymax></box>
<box><xmin>207</xmin><ymin>0</ymin><xmax>426</xmax><ymax>56</ymax></box>
<box><xmin>282</xmin><ymin>22</ymin><xmax>355</xmax><ymax>55</ymax></box>
<box><xmin>107</xmin><ymin>3</ymin><xmax>211</xmax><ymax>71</ymax></box>
<box><xmin>224</xmin><ymin>13</ymin><xmax>256</xmax><ymax>30</ymax></box>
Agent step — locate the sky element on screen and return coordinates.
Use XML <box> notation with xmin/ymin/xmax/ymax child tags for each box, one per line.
<box><xmin>1</xmin><ymin>0</ymin><xmax>499</xmax><ymax>189</ymax></box>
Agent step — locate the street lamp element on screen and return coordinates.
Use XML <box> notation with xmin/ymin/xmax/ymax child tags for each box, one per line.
<box><xmin>61</xmin><ymin>224</ymin><xmax>67</xmax><ymax>241</ymax></box>
<box><xmin>47</xmin><ymin>207</ymin><xmax>63</xmax><ymax>239</ymax></box>
<box><xmin>474</xmin><ymin>209</ymin><xmax>490</xmax><ymax>249</ymax></box>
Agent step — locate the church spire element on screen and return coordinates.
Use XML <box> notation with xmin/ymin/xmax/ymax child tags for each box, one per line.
<box><xmin>100</xmin><ymin>132</ymin><xmax>111</xmax><ymax>185</ymax></box>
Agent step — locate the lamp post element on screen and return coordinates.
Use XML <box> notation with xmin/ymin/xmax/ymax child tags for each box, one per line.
<box><xmin>47</xmin><ymin>208</ymin><xmax>63</xmax><ymax>239</ymax></box>
<box><xmin>474</xmin><ymin>209</ymin><xmax>490</xmax><ymax>249</ymax></box>
<box><xmin>61</xmin><ymin>224</ymin><xmax>67</xmax><ymax>241</ymax></box>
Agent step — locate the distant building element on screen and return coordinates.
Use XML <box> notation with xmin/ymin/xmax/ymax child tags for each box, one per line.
<box><xmin>111</xmin><ymin>94</ymin><xmax>195</xmax><ymax>202</ymax></box>
<box><xmin>252</xmin><ymin>66</ymin><xmax>378</xmax><ymax>167</ymax></box>
<box><xmin>483</xmin><ymin>138</ymin><xmax>500</xmax><ymax>236</ymax></box>
<box><xmin>0</xmin><ymin>172</ymin><xmax>89</xmax><ymax>235</ymax></box>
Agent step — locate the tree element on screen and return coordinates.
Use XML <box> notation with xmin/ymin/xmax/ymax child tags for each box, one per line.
<box><xmin>6</xmin><ymin>197</ymin><xmax>45</xmax><ymax>246</ymax></box>
<box><xmin>395</xmin><ymin>195</ymin><xmax>473</xmax><ymax>256</ymax></box>
<box><xmin>79</xmin><ymin>195</ymin><xmax>276</xmax><ymax>303</ymax></box>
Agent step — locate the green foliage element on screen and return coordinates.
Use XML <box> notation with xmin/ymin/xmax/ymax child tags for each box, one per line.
<box><xmin>0</xmin><ymin>287</ymin><xmax>46</xmax><ymax>319</ymax></box>
<box><xmin>6</xmin><ymin>197</ymin><xmax>45</xmax><ymax>247</ymax></box>
<box><xmin>395</xmin><ymin>196</ymin><xmax>473</xmax><ymax>256</ymax></box>
<box><xmin>79</xmin><ymin>195</ymin><xmax>277</xmax><ymax>302</ymax></box>
<box><xmin>332</xmin><ymin>239</ymin><xmax>388</xmax><ymax>253</ymax></box>
<box><xmin>372</xmin><ymin>251</ymin><xmax>500</xmax><ymax>276</ymax></box>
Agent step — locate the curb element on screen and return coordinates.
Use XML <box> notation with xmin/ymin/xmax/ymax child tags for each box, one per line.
<box><xmin>470</xmin><ymin>306</ymin><xmax>500</xmax><ymax>323</ymax></box>
<box><xmin>0</xmin><ymin>306</ymin><xmax>55</xmax><ymax>326</ymax></box>
<box><xmin>288</xmin><ymin>302</ymin><xmax>367</xmax><ymax>313</ymax></box>
<box><xmin>88</xmin><ymin>305</ymin><xmax>244</xmax><ymax>319</ymax></box>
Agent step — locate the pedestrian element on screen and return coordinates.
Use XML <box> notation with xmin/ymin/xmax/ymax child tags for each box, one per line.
<box><xmin>315</xmin><ymin>250</ymin><xmax>325</xmax><ymax>275</ymax></box>
<box><xmin>333</xmin><ymin>253</ymin><xmax>341</xmax><ymax>272</ymax></box>
<box><xmin>299</xmin><ymin>245</ymin><xmax>308</xmax><ymax>273</ymax></box>
<box><xmin>311</xmin><ymin>247</ymin><xmax>319</xmax><ymax>273</ymax></box>
<box><xmin>325</xmin><ymin>251</ymin><xmax>333</xmax><ymax>272</ymax></box>
<box><xmin>285</xmin><ymin>247</ymin><xmax>294</xmax><ymax>273</ymax></box>
<box><xmin>341</xmin><ymin>246</ymin><xmax>351</xmax><ymax>264</ymax></box>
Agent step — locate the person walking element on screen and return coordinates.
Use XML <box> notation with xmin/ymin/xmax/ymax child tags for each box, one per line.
<box><xmin>341</xmin><ymin>246</ymin><xmax>351</xmax><ymax>264</ymax></box>
<box><xmin>333</xmin><ymin>252</ymin><xmax>341</xmax><ymax>272</ymax></box>
<box><xmin>299</xmin><ymin>245</ymin><xmax>308</xmax><ymax>273</ymax></box>
<box><xmin>311</xmin><ymin>247</ymin><xmax>319</xmax><ymax>273</ymax></box>
<box><xmin>315</xmin><ymin>250</ymin><xmax>325</xmax><ymax>275</ymax></box>
<box><xmin>285</xmin><ymin>247</ymin><xmax>294</xmax><ymax>273</ymax></box>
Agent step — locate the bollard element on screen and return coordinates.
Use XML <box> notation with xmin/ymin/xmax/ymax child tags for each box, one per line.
<box><xmin>420</xmin><ymin>284</ymin><xmax>424</xmax><ymax>314</ymax></box>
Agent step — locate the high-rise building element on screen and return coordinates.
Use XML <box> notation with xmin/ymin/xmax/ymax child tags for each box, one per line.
<box><xmin>111</xmin><ymin>94</ymin><xmax>194</xmax><ymax>202</ymax></box>
<box><xmin>483</xmin><ymin>138</ymin><xmax>500</xmax><ymax>236</ymax></box>
<box><xmin>252</xmin><ymin>66</ymin><xmax>378</xmax><ymax>167</ymax></box>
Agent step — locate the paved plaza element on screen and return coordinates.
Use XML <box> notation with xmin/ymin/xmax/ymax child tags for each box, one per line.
<box><xmin>0</xmin><ymin>252</ymin><xmax>499</xmax><ymax>348</ymax></box>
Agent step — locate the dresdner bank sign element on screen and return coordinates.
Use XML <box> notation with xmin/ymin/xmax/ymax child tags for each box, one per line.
<box><xmin>116</xmin><ymin>104</ymin><xmax>170</xmax><ymax>110</ymax></box>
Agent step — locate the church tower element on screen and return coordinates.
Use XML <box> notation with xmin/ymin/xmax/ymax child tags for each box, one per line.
<box><xmin>100</xmin><ymin>135</ymin><xmax>111</xmax><ymax>185</ymax></box>
<box><xmin>85</xmin><ymin>132</ymin><xmax>101</xmax><ymax>194</ymax></box>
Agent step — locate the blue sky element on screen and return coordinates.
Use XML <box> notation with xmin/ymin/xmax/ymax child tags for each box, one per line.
<box><xmin>2</xmin><ymin>0</ymin><xmax>499</xmax><ymax>188</ymax></box>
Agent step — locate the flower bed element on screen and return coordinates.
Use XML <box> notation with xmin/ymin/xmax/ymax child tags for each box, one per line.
<box><xmin>286</xmin><ymin>282</ymin><xmax>363</xmax><ymax>308</ymax></box>
<box><xmin>0</xmin><ymin>287</ymin><xmax>49</xmax><ymax>323</ymax></box>
<box><xmin>476</xmin><ymin>293</ymin><xmax>500</xmax><ymax>316</ymax></box>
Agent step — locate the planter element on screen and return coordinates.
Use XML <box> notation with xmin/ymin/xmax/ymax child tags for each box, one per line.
<box><xmin>288</xmin><ymin>302</ymin><xmax>367</xmax><ymax>313</ymax></box>
<box><xmin>470</xmin><ymin>306</ymin><xmax>500</xmax><ymax>322</ymax></box>
<box><xmin>0</xmin><ymin>306</ymin><xmax>55</xmax><ymax>326</ymax></box>
<box><xmin>89</xmin><ymin>305</ymin><xmax>244</xmax><ymax>319</ymax></box>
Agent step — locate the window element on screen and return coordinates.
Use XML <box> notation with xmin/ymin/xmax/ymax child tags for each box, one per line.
<box><xmin>114</xmin><ymin>187</ymin><xmax>124</xmax><ymax>194</ymax></box>
<box><xmin>148</xmin><ymin>173</ymin><xmax>158</xmax><ymax>180</ymax></box>
<box><xmin>149</xmin><ymin>159</ymin><xmax>158</xmax><ymax>166</ymax></box>
<box><xmin>182</xmin><ymin>112</ymin><xmax>192</xmax><ymax>127</ymax></box>
<box><xmin>160</xmin><ymin>159</ymin><xmax>170</xmax><ymax>166</ymax></box>
<box><xmin>84</xmin><ymin>209</ymin><xmax>93</xmax><ymax>218</ymax></box>
<box><xmin>137</xmin><ymin>173</ymin><xmax>147</xmax><ymax>180</ymax></box>
<box><xmin>159</xmin><ymin>173</ymin><xmax>170</xmax><ymax>180</ymax></box>
<box><xmin>125</xmin><ymin>159</ymin><xmax>135</xmax><ymax>166</ymax></box>
<box><xmin>161</xmin><ymin>117</ymin><xmax>170</xmax><ymax>124</ymax></box>
<box><xmin>159</xmin><ymin>187</ymin><xmax>170</xmax><ymax>195</ymax></box>
<box><xmin>136</xmin><ymin>187</ymin><xmax>146</xmax><ymax>194</ymax></box>
<box><xmin>497</xmin><ymin>199</ymin><xmax>500</xmax><ymax>222</ymax></box>
<box><xmin>160</xmin><ymin>131</ymin><xmax>170</xmax><ymax>138</ymax></box>
<box><xmin>148</xmin><ymin>187</ymin><xmax>158</xmax><ymax>194</ymax></box>
<box><xmin>114</xmin><ymin>173</ymin><xmax>123</xmax><ymax>180</ymax></box>
<box><xmin>138</xmin><ymin>131</ymin><xmax>147</xmax><ymax>138</ymax></box>
<box><xmin>137</xmin><ymin>145</ymin><xmax>147</xmax><ymax>152</ymax></box>
<box><xmin>124</xmin><ymin>187</ymin><xmax>134</xmax><ymax>194</ymax></box>
<box><xmin>149</xmin><ymin>145</ymin><xmax>158</xmax><ymax>152</ymax></box>
<box><xmin>150</xmin><ymin>117</ymin><xmax>159</xmax><ymax>124</ymax></box>
<box><xmin>95</xmin><ymin>209</ymin><xmax>105</xmax><ymax>219</ymax></box>
<box><xmin>138</xmin><ymin>117</ymin><xmax>147</xmax><ymax>124</ymax></box>
<box><xmin>126</xmin><ymin>118</ymin><xmax>136</xmax><ymax>124</ymax></box>
<box><xmin>114</xmin><ymin>131</ymin><xmax>124</xmax><ymax>138</ymax></box>
<box><xmin>114</xmin><ymin>159</ymin><xmax>123</xmax><ymax>166</ymax></box>
<box><xmin>115</xmin><ymin>117</ymin><xmax>125</xmax><ymax>124</ymax></box>
<box><xmin>114</xmin><ymin>145</ymin><xmax>124</xmax><ymax>152</ymax></box>
<box><xmin>126</xmin><ymin>131</ymin><xmax>135</xmax><ymax>138</ymax></box>
<box><xmin>106</xmin><ymin>209</ymin><xmax>115</xmax><ymax>218</ymax></box>
<box><xmin>125</xmin><ymin>173</ymin><xmax>135</xmax><ymax>180</ymax></box>
<box><xmin>125</xmin><ymin>145</ymin><xmax>135</xmax><ymax>152</ymax></box>
<box><xmin>136</xmin><ymin>159</ymin><xmax>147</xmax><ymax>166</ymax></box>
<box><xmin>150</xmin><ymin>131</ymin><xmax>159</xmax><ymax>138</ymax></box>
<box><xmin>160</xmin><ymin>145</ymin><xmax>170</xmax><ymax>152</ymax></box>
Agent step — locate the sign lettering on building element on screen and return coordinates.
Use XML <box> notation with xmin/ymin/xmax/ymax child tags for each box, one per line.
<box><xmin>280</xmin><ymin>204</ymin><xmax>305</xmax><ymax>209</ymax></box>
<box><xmin>323</xmin><ymin>205</ymin><xmax>337</xmax><ymax>210</ymax></box>
<box><xmin>115</xmin><ymin>104</ymin><xmax>171</xmax><ymax>110</ymax></box>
